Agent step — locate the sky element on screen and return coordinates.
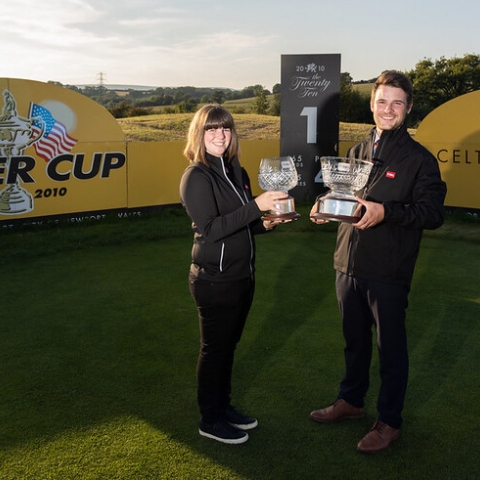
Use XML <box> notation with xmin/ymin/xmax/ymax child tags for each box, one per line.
<box><xmin>2</xmin><ymin>0</ymin><xmax>479</xmax><ymax>90</ymax></box>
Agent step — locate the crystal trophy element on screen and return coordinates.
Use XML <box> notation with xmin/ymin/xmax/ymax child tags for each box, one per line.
<box><xmin>258</xmin><ymin>156</ymin><xmax>300</xmax><ymax>221</ymax></box>
<box><xmin>311</xmin><ymin>156</ymin><xmax>373</xmax><ymax>223</ymax></box>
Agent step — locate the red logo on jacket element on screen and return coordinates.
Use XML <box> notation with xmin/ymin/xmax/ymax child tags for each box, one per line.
<box><xmin>386</xmin><ymin>171</ymin><xmax>396</xmax><ymax>179</ymax></box>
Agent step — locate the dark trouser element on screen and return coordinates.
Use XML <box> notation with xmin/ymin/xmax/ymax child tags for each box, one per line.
<box><xmin>189</xmin><ymin>275</ymin><xmax>255</xmax><ymax>424</ymax></box>
<box><xmin>335</xmin><ymin>271</ymin><xmax>409</xmax><ymax>429</ymax></box>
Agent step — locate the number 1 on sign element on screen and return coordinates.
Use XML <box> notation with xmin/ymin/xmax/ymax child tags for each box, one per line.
<box><xmin>300</xmin><ymin>107</ymin><xmax>317</xmax><ymax>144</ymax></box>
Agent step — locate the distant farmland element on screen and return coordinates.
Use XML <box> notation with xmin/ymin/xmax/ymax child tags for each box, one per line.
<box><xmin>116</xmin><ymin>83</ymin><xmax>409</xmax><ymax>143</ymax></box>
<box><xmin>117</xmin><ymin>114</ymin><xmax>377</xmax><ymax>142</ymax></box>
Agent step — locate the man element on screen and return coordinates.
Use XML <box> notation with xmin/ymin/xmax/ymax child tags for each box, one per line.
<box><xmin>309</xmin><ymin>70</ymin><xmax>446</xmax><ymax>453</ymax></box>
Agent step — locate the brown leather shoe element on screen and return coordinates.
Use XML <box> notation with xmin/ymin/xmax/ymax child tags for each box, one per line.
<box><xmin>310</xmin><ymin>399</ymin><xmax>365</xmax><ymax>423</ymax></box>
<box><xmin>356</xmin><ymin>420</ymin><xmax>400</xmax><ymax>454</ymax></box>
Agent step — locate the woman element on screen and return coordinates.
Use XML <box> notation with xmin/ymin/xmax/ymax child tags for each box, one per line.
<box><xmin>180</xmin><ymin>104</ymin><xmax>288</xmax><ymax>444</ymax></box>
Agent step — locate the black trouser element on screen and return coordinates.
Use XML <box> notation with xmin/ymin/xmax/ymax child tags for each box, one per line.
<box><xmin>335</xmin><ymin>271</ymin><xmax>409</xmax><ymax>429</ymax></box>
<box><xmin>189</xmin><ymin>275</ymin><xmax>255</xmax><ymax>424</ymax></box>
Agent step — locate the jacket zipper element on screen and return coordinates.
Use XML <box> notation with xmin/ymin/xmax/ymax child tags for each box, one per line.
<box><xmin>220</xmin><ymin>158</ymin><xmax>254</xmax><ymax>275</ymax></box>
<box><xmin>347</xmin><ymin>133</ymin><xmax>381</xmax><ymax>274</ymax></box>
<box><xmin>219</xmin><ymin>242</ymin><xmax>225</xmax><ymax>272</ymax></box>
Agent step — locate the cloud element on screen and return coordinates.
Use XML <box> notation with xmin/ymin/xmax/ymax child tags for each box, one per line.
<box><xmin>117</xmin><ymin>8</ymin><xmax>187</xmax><ymax>28</ymax></box>
<box><xmin>2</xmin><ymin>0</ymin><xmax>111</xmax><ymax>52</ymax></box>
<box><xmin>101</xmin><ymin>30</ymin><xmax>277</xmax><ymax>86</ymax></box>
<box><xmin>5</xmin><ymin>0</ymin><xmax>476</xmax><ymax>88</ymax></box>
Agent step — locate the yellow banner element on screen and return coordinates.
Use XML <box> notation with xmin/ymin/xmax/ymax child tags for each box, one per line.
<box><xmin>416</xmin><ymin>90</ymin><xmax>480</xmax><ymax>210</ymax></box>
<box><xmin>2</xmin><ymin>77</ymin><xmax>479</xmax><ymax>224</ymax></box>
<box><xmin>0</xmin><ymin>78</ymin><xmax>126</xmax><ymax>220</ymax></box>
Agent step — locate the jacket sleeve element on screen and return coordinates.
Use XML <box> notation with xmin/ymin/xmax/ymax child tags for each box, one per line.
<box><xmin>383</xmin><ymin>150</ymin><xmax>447</xmax><ymax>230</ymax></box>
<box><xmin>179</xmin><ymin>165</ymin><xmax>264</xmax><ymax>242</ymax></box>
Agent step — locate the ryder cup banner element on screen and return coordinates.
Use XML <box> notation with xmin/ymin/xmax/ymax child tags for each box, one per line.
<box><xmin>280</xmin><ymin>54</ymin><xmax>340</xmax><ymax>201</ymax></box>
<box><xmin>0</xmin><ymin>78</ymin><xmax>126</xmax><ymax>223</ymax></box>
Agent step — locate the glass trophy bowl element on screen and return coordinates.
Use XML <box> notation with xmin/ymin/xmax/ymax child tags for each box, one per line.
<box><xmin>258</xmin><ymin>156</ymin><xmax>300</xmax><ymax>221</ymax></box>
<box><xmin>311</xmin><ymin>156</ymin><xmax>373</xmax><ymax>223</ymax></box>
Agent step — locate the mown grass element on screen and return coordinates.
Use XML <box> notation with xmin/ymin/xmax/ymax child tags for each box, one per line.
<box><xmin>0</xmin><ymin>206</ymin><xmax>479</xmax><ymax>479</ymax></box>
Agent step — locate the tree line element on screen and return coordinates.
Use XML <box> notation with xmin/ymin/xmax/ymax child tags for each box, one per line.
<box><xmin>341</xmin><ymin>53</ymin><xmax>480</xmax><ymax>127</ymax></box>
<box><xmin>50</xmin><ymin>54</ymin><xmax>480</xmax><ymax>126</ymax></box>
<box><xmin>48</xmin><ymin>82</ymin><xmax>279</xmax><ymax>118</ymax></box>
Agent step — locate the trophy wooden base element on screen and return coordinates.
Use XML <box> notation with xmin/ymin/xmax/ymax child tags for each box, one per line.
<box><xmin>312</xmin><ymin>195</ymin><xmax>361</xmax><ymax>224</ymax></box>
<box><xmin>261</xmin><ymin>211</ymin><xmax>301</xmax><ymax>222</ymax></box>
<box><xmin>310</xmin><ymin>212</ymin><xmax>360</xmax><ymax>223</ymax></box>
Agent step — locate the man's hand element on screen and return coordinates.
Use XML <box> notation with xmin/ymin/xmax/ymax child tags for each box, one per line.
<box><xmin>353</xmin><ymin>197</ymin><xmax>384</xmax><ymax>229</ymax></box>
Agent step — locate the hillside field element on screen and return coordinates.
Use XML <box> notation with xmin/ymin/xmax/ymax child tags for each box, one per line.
<box><xmin>116</xmin><ymin>81</ymin><xmax>422</xmax><ymax>143</ymax></box>
<box><xmin>117</xmin><ymin>84</ymin><xmax>383</xmax><ymax>142</ymax></box>
<box><xmin>117</xmin><ymin>114</ymin><xmax>380</xmax><ymax>143</ymax></box>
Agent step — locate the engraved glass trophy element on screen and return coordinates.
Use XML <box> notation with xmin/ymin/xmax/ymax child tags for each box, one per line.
<box><xmin>258</xmin><ymin>156</ymin><xmax>300</xmax><ymax>221</ymax></box>
<box><xmin>311</xmin><ymin>156</ymin><xmax>373</xmax><ymax>223</ymax></box>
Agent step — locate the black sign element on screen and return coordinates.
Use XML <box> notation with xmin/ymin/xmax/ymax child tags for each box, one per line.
<box><xmin>280</xmin><ymin>54</ymin><xmax>341</xmax><ymax>201</ymax></box>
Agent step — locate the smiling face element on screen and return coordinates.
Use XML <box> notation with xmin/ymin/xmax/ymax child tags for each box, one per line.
<box><xmin>370</xmin><ymin>85</ymin><xmax>412</xmax><ymax>135</ymax></box>
<box><xmin>184</xmin><ymin>104</ymin><xmax>239</xmax><ymax>165</ymax></box>
<box><xmin>204</xmin><ymin>127</ymin><xmax>232</xmax><ymax>157</ymax></box>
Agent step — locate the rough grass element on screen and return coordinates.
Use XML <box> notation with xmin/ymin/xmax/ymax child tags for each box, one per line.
<box><xmin>354</xmin><ymin>82</ymin><xmax>375</xmax><ymax>96</ymax></box>
<box><xmin>117</xmin><ymin>113</ymin><xmax>378</xmax><ymax>142</ymax></box>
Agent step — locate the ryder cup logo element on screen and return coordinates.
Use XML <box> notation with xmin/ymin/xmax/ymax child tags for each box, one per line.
<box><xmin>0</xmin><ymin>89</ymin><xmax>77</xmax><ymax>215</ymax></box>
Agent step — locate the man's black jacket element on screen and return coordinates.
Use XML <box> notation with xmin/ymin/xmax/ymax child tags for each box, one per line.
<box><xmin>333</xmin><ymin>124</ymin><xmax>447</xmax><ymax>287</ymax></box>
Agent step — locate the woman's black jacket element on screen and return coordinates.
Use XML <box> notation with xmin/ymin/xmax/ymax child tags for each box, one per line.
<box><xmin>180</xmin><ymin>154</ymin><xmax>268</xmax><ymax>283</ymax></box>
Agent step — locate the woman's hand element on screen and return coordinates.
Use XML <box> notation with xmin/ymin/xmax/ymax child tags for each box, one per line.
<box><xmin>262</xmin><ymin>218</ymin><xmax>293</xmax><ymax>229</ymax></box>
<box><xmin>309</xmin><ymin>201</ymin><xmax>329</xmax><ymax>224</ymax></box>
<box><xmin>255</xmin><ymin>191</ymin><xmax>289</xmax><ymax>212</ymax></box>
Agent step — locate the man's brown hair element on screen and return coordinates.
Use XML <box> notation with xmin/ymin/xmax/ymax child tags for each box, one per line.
<box><xmin>372</xmin><ymin>70</ymin><xmax>413</xmax><ymax>107</ymax></box>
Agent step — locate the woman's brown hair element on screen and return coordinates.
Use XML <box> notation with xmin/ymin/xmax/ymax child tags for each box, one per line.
<box><xmin>183</xmin><ymin>104</ymin><xmax>240</xmax><ymax>166</ymax></box>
